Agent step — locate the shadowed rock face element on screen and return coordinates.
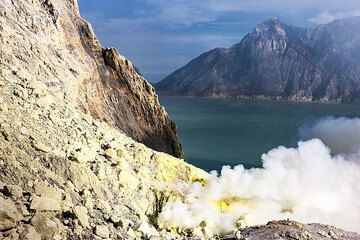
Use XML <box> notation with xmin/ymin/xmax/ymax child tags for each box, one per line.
<box><xmin>0</xmin><ymin>0</ymin><xmax>183</xmax><ymax>158</ymax></box>
<box><xmin>156</xmin><ymin>17</ymin><xmax>360</xmax><ymax>102</ymax></box>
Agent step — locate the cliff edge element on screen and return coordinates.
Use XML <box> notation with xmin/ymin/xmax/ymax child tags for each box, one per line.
<box><xmin>0</xmin><ymin>0</ymin><xmax>183</xmax><ymax>158</ymax></box>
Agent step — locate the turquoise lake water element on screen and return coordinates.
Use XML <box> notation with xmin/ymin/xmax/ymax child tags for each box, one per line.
<box><xmin>159</xmin><ymin>97</ymin><xmax>360</xmax><ymax>172</ymax></box>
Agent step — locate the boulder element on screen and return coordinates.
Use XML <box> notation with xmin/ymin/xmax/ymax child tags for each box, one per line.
<box><xmin>96</xmin><ymin>199</ymin><xmax>112</xmax><ymax>215</ymax></box>
<box><xmin>0</xmin><ymin>196</ymin><xmax>22</xmax><ymax>231</ymax></box>
<box><xmin>31</xmin><ymin>212</ymin><xmax>64</xmax><ymax>240</ymax></box>
<box><xmin>74</xmin><ymin>205</ymin><xmax>90</xmax><ymax>228</ymax></box>
<box><xmin>136</xmin><ymin>222</ymin><xmax>159</xmax><ymax>238</ymax></box>
<box><xmin>118</xmin><ymin>170</ymin><xmax>139</xmax><ymax>189</ymax></box>
<box><xmin>16</xmin><ymin>69</ymin><xmax>31</xmax><ymax>81</ymax></box>
<box><xmin>69</xmin><ymin>146</ymin><xmax>96</xmax><ymax>163</ymax></box>
<box><xmin>30</xmin><ymin>196</ymin><xmax>61</xmax><ymax>212</ymax></box>
<box><xmin>34</xmin><ymin>183</ymin><xmax>62</xmax><ymax>201</ymax></box>
<box><xmin>26</xmin><ymin>80</ymin><xmax>47</xmax><ymax>96</ymax></box>
<box><xmin>104</xmin><ymin>148</ymin><xmax>117</xmax><ymax>159</ymax></box>
<box><xmin>19</xmin><ymin>225</ymin><xmax>41</xmax><ymax>240</ymax></box>
<box><xmin>95</xmin><ymin>225</ymin><xmax>110</xmax><ymax>239</ymax></box>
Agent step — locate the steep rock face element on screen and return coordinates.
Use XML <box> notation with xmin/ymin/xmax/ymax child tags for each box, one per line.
<box><xmin>156</xmin><ymin>17</ymin><xmax>360</xmax><ymax>102</ymax></box>
<box><xmin>0</xmin><ymin>0</ymin><xmax>183</xmax><ymax>158</ymax></box>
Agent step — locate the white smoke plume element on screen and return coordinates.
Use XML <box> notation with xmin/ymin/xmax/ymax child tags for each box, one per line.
<box><xmin>300</xmin><ymin>117</ymin><xmax>360</xmax><ymax>154</ymax></box>
<box><xmin>159</xmin><ymin>117</ymin><xmax>360</xmax><ymax>236</ymax></box>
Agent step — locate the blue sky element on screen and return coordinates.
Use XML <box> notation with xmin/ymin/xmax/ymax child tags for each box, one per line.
<box><xmin>78</xmin><ymin>0</ymin><xmax>360</xmax><ymax>82</ymax></box>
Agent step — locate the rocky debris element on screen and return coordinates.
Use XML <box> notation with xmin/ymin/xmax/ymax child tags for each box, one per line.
<box><xmin>0</xmin><ymin>68</ymin><xmax>207</xmax><ymax>239</ymax></box>
<box><xmin>1</xmin><ymin>0</ymin><xmax>183</xmax><ymax>159</ymax></box>
<box><xmin>156</xmin><ymin>17</ymin><xmax>360</xmax><ymax>103</ymax></box>
<box><xmin>221</xmin><ymin>221</ymin><xmax>360</xmax><ymax>240</ymax></box>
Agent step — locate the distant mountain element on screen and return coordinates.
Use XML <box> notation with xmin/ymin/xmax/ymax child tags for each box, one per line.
<box><xmin>155</xmin><ymin>17</ymin><xmax>360</xmax><ymax>102</ymax></box>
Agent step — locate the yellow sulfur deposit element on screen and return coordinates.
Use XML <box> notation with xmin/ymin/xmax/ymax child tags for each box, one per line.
<box><xmin>191</xmin><ymin>177</ymin><xmax>207</xmax><ymax>186</ymax></box>
<box><xmin>214</xmin><ymin>196</ymin><xmax>254</xmax><ymax>213</ymax></box>
<box><xmin>216</xmin><ymin>199</ymin><xmax>232</xmax><ymax>213</ymax></box>
<box><xmin>153</xmin><ymin>152</ymin><xmax>208</xmax><ymax>183</ymax></box>
<box><xmin>169</xmin><ymin>227</ymin><xmax>181</xmax><ymax>235</ymax></box>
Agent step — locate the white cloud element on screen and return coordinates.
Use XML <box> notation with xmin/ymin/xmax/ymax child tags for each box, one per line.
<box><xmin>139</xmin><ymin>0</ymin><xmax>360</xmax><ymax>28</ymax></box>
<box><xmin>308</xmin><ymin>10</ymin><xmax>360</xmax><ymax>24</ymax></box>
<box><xmin>143</xmin><ymin>0</ymin><xmax>217</xmax><ymax>28</ymax></box>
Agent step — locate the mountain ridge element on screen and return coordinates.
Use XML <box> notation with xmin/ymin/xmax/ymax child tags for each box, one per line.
<box><xmin>156</xmin><ymin>16</ymin><xmax>360</xmax><ymax>102</ymax></box>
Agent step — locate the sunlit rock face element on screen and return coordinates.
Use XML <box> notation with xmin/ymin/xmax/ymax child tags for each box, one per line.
<box><xmin>0</xmin><ymin>0</ymin><xmax>183</xmax><ymax>158</ymax></box>
<box><xmin>156</xmin><ymin>17</ymin><xmax>360</xmax><ymax>102</ymax></box>
<box><xmin>0</xmin><ymin>68</ymin><xmax>207</xmax><ymax>239</ymax></box>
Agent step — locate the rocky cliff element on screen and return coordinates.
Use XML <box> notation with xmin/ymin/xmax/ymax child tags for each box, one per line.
<box><xmin>156</xmin><ymin>17</ymin><xmax>360</xmax><ymax>102</ymax></box>
<box><xmin>0</xmin><ymin>67</ymin><xmax>208</xmax><ymax>239</ymax></box>
<box><xmin>0</xmin><ymin>0</ymin><xmax>183</xmax><ymax>158</ymax></box>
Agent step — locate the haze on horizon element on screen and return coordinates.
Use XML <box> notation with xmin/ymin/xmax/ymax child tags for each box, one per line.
<box><xmin>78</xmin><ymin>0</ymin><xmax>360</xmax><ymax>83</ymax></box>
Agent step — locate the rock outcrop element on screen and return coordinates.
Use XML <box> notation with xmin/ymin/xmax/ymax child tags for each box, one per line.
<box><xmin>156</xmin><ymin>17</ymin><xmax>360</xmax><ymax>102</ymax></box>
<box><xmin>0</xmin><ymin>0</ymin><xmax>183</xmax><ymax>158</ymax></box>
<box><xmin>224</xmin><ymin>221</ymin><xmax>360</xmax><ymax>240</ymax></box>
<box><xmin>0</xmin><ymin>68</ymin><xmax>207</xmax><ymax>239</ymax></box>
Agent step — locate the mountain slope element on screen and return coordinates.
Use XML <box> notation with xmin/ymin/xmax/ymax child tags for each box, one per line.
<box><xmin>0</xmin><ymin>66</ymin><xmax>208</xmax><ymax>239</ymax></box>
<box><xmin>156</xmin><ymin>17</ymin><xmax>360</xmax><ymax>102</ymax></box>
<box><xmin>1</xmin><ymin>0</ymin><xmax>183</xmax><ymax>158</ymax></box>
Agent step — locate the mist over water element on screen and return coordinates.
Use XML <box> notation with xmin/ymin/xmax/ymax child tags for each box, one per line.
<box><xmin>158</xmin><ymin>98</ymin><xmax>360</xmax><ymax>235</ymax></box>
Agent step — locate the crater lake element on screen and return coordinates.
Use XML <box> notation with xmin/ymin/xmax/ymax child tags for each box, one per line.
<box><xmin>159</xmin><ymin>97</ymin><xmax>360</xmax><ymax>172</ymax></box>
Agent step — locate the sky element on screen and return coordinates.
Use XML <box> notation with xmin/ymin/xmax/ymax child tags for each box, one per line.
<box><xmin>78</xmin><ymin>0</ymin><xmax>360</xmax><ymax>83</ymax></box>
